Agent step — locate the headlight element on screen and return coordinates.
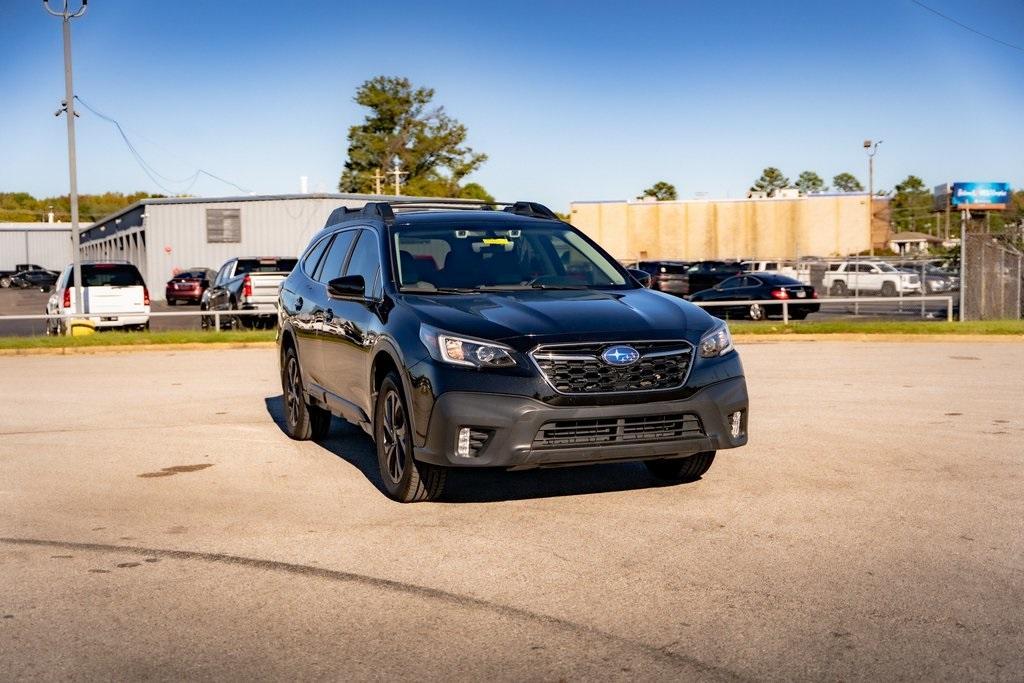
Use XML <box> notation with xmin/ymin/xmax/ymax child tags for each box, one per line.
<box><xmin>419</xmin><ymin>325</ymin><xmax>516</xmax><ymax>368</ymax></box>
<box><xmin>699</xmin><ymin>322</ymin><xmax>734</xmax><ymax>358</ymax></box>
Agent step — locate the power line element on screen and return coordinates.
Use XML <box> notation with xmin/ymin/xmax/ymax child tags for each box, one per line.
<box><xmin>73</xmin><ymin>96</ymin><xmax>252</xmax><ymax>195</ymax></box>
<box><xmin>909</xmin><ymin>0</ymin><xmax>1024</xmax><ymax>52</ymax></box>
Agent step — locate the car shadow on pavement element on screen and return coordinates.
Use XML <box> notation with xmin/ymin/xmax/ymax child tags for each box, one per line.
<box><xmin>265</xmin><ymin>395</ymin><xmax>692</xmax><ymax>503</ymax></box>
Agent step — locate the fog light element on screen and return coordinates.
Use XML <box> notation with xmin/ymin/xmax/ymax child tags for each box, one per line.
<box><xmin>729</xmin><ymin>411</ymin><xmax>743</xmax><ymax>439</ymax></box>
<box><xmin>456</xmin><ymin>428</ymin><xmax>472</xmax><ymax>458</ymax></box>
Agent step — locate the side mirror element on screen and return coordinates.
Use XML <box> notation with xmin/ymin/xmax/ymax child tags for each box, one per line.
<box><xmin>627</xmin><ymin>268</ymin><xmax>652</xmax><ymax>288</ymax></box>
<box><xmin>327</xmin><ymin>275</ymin><xmax>365</xmax><ymax>299</ymax></box>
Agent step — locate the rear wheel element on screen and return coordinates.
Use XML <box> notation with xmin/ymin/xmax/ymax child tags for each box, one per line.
<box><xmin>281</xmin><ymin>345</ymin><xmax>331</xmax><ymax>441</ymax></box>
<box><xmin>790</xmin><ymin>311</ymin><xmax>809</xmax><ymax>320</ymax></box>
<box><xmin>0</xmin><ymin>275</ymin><xmax>10</xmax><ymax>288</ymax></box>
<box><xmin>374</xmin><ymin>373</ymin><xmax>446</xmax><ymax>502</ymax></box>
<box><xmin>167</xmin><ymin>299</ymin><xmax>177</xmax><ymax>306</ymax></box>
<box><xmin>748</xmin><ymin>303</ymin><xmax>765</xmax><ymax>321</ymax></box>
<box><xmin>645</xmin><ymin>451</ymin><xmax>716</xmax><ymax>481</ymax></box>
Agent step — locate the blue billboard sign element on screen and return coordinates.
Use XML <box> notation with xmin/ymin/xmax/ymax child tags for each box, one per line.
<box><xmin>950</xmin><ymin>182</ymin><xmax>1011</xmax><ymax>209</ymax></box>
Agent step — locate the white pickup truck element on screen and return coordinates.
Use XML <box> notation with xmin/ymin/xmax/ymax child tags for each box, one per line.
<box><xmin>822</xmin><ymin>261</ymin><xmax>921</xmax><ymax>296</ymax></box>
<box><xmin>201</xmin><ymin>257</ymin><xmax>297</xmax><ymax>329</ymax></box>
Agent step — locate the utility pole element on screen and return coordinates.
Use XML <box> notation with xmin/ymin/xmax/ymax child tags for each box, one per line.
<box><xmin>371</xmin><ymin>169</ymin><xmax>384</xmax><ymax>195</ymax></box>
<box><xmin>44</xmin><ymin>0</ymin><xmax>88</xmax><ymax>315</ymax></box>
<box><xmin>390</xmin><ymin>159</ymin><xmax>408</xmax><ymax>196</ymax></box>
<box><xmin>864</xmin><ymin>139</ymin><xmax>882</xmax><ymax>257</ymax></box>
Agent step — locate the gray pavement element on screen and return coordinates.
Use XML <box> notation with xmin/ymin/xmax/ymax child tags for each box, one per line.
<box><xmin>1</xmin><ymin>342</ymin><xmax>1022</xmax><ymax>680</ymax></box>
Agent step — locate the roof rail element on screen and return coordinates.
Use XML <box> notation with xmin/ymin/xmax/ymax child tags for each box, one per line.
<box><xmin>324</xmin><ymin>199</ymin><xmax>559</xmax><ymax>228</ymax></box>
<box><xmin>324</xmin><ymin>201</ymin><xmax>396</xmax><ymax>228</ymax></box>
<box><xmin>503</xmin><ymin>201</ymin><xmax>558</xmax><ymax>220</ymax></box>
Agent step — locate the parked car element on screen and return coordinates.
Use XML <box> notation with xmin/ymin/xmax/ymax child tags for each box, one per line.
<box><xmin>46</xmin><ymin>261</ymin><xmax>150</xmax><ymax>335</ymax></box>
<box><xmin>740</xmin><ymin>260</ymin><xmax>798</xmax><ymax>279</ymax></box>
<box><xmin>165</xmin><ymin>268</ymin><xmax>216</xmax><ymax>305</ymax></box>
<box><xmin>689</xmin><ymin>273</ymin><xmax>820</xmax><ymax>321</ymax></box>
<box><xmin>822</xmin><ymin>261</ymin><xmax>920</xmax><ymax>296</ymax></box>
<box><xmin>681</xmin><ymin>261</ymin><xmax>744</xmax><ymax>295</ymax></box>
<box><xmin>12</xmin><ymin>268</ymin><xmax>60</xmax><ymax>290</ymax></box>
<box><xmin>202</xmin><ymin>257</ymin><xmax>297</xmax><ymax>329</ymax></box>
<box><xmin>0</xmin><ymin>263</ymin><xmax>48</xmax><ymax>288</ymax></box>
<box><xmin>636</xmin><ymin>260</ymin><xmax>692</xmax><ymax>295</ymax></box>
<box><xmin>894</xmin><ymin>262</ymin><xmax>959</xmax><ymax>293</ymax></box>
<box><xmin>278</xmin><ymin>201</ymin><xmax>749</xmax><ymax>502</ymax></box>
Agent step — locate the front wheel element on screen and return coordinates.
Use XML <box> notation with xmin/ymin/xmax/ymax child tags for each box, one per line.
<box><xmin>880</xmin><ymin>281</ymin><xmax>896</xmax><ymax>297</ymax></box>
<box><xmin>0</xmin><ymin>276</ymin><xmax>10</xmax><ymax>288</ymax></box>
<box><xmin>830</xmin><ymin>281</ymin><xmax>848</xmax><ymax>296</ymax></box>
<box><xmin>374</xmin><ymin>373</ymin><xmax>446</xmax><ymax>502</ymax></box>
<box><xmin>645</xmin><ymin>451</ymin><xmax>716</xmax><ymax>481</ymax></box>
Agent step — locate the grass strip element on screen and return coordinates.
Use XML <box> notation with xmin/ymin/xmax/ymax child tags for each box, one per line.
<box><xmin>729</xmin><ymin>320</ymin><xmax>1024</xmax><ymax>335</ymax></box>
<box><xmin>0</xmin><ymin>329</ymin><xmax>276</xmax><ymax>350</ymax></box>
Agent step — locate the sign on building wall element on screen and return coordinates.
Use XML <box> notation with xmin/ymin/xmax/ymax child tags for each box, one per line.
<box><xmin>948</xmin><ymin>182</ymin><xmax>1011</xmax><ymax>210</ymax></box>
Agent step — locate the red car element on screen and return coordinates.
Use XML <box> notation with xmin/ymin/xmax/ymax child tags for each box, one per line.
<box><xmin>165</xmin><ymin>268</ymin><xmax>216</xmax><ymax>305</ymax></box>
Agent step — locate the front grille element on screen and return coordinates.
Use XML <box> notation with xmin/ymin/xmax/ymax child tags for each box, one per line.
<box><xmin>532</xmin><ymin>413</ymin><xmax>703</xmax><ymax>449</ymax></box>
<box><xmin>531</xmin><ymin>341</ymin><xmax>692</xmax><ymax>394</ymax></box>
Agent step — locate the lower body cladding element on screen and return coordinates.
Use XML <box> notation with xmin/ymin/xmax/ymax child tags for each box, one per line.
<box><xmin>413</xmin><ymin>376</ymin><xmax>748</xmax><ymax>469</ymax></box>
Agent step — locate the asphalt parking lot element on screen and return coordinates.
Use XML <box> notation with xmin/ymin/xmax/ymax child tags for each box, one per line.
<box><xmin>2</xmin><ymin>342</ymin><xmax>1022</xmax><ymax>680</ymax></box>
<box><xmin>0</xmin><ymin>287</ymin><xmax>955</xmax><ymax>337</ymax></box>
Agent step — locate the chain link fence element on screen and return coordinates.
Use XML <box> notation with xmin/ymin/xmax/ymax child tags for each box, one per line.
<box><xmin>961</xmin><ymin>233</ymin><xmax>1023</xmax><ymax>321</ymax></box>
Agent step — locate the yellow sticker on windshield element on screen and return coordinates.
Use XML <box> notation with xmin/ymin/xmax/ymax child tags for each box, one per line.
<box><xmin>483</xmin><ymin>238</ymin><xmax>510</xmax><ymax>245</ymax></box>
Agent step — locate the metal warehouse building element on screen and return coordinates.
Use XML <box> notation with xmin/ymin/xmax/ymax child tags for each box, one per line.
<box><xmin>0</xmin><ymin>222</ymin><xmax>77</xmax><ymax>271</ymax></box>
<box><xmin>79</xmin><ymin>193</ymin><xmax>402</xmax><ymax>301</ymax></box>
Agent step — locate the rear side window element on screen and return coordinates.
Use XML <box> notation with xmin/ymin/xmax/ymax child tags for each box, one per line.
<box><xmin>302</xmin><ymin>236</ymin><xmax>331</xmax><ymax>277</ymax></box>
<box><xmin>68</xmin><ymin>264</ymin><xmax>145</xmax><ymax>287</ymax></box>
<box><xmin>316</xmin><ymin>230</ymin><xmax>357</xmax><ymax>283</ymax></box>
<box><xmin>235</xmin><ymin>258</ymin><xmax>298</xmax><ymax>275</ymax></box>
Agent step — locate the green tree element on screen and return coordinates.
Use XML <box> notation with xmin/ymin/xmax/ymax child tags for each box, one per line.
<box><xmin>795</xmin><ymin>171</ymin><xmax>826</xmax><ymax>195</ymax></box>
<box><xmin>457</xmin><ymin>182</ymin><xmax>494</xmax><ymax>203</ymax></box>
<box><xmin>338</xmin><ymin>76</ymin><xmax>489</xmax><ymax>198</ymax></box>
<box><xmin>890</xmin><ymin>175</ymin><xmax>937</xmax><ymax>233</ymax></box>
<box><xmin>750</xmin><ymin>167</ymin><xmax>790</xmax><ymax>197</ymax></box>
<box><xmin>637</xmin><ymin>181</ymin><xmax>678</xmax><ymax>201</ymax></box>
<box><xmin>832</xmin><ymin>172</ymin><xmax>864</xmax><ymax>192</ymax></box>
<box><xmin>0</xmin><ymin>191</ymin><xmax>163</xmax><ymax>222</ymax></box>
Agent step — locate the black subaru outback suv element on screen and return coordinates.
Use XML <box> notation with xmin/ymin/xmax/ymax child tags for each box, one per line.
<box><xmin>278</xmin><ymin>200</ymin><xmax>748</xmax><ymax>502</ymax></box>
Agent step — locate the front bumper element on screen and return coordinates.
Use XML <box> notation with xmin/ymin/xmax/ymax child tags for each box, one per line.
<box><xmin>414</xmin><ymin>375</ymin><xmax>748</xmax><ymax>469</ymax></box>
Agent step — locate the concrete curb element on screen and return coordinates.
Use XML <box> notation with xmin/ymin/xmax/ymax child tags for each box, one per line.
<box><xmin>0</xmin><ymin>341</ymin><xmax>277</xmax><ymax>356</ymax></box>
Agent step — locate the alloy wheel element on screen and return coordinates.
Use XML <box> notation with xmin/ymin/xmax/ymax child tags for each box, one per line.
<box><xmin>749</xmin><ymin>303</ymin><xmax>765</xmax><ymax>320</ymax></box>
<box><xmin>381</xmin><ymin>390</ymin><xmax>407</xmax><ymax>484</ymax></box>
<box><xmin>284</xmin><ymin>356</ymin><xmax>302</xmax><ymax>429</ymax></box>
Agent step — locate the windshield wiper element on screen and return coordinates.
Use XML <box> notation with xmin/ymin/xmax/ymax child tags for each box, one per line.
<box><xmin>528</xmin><ymin>284</ymin><xmax>591</xmax><ymax>290</ymax></box>
<box><xmin>400</xmin><ymin>286</ymin><xmax>479</xmax><ymax>294</ymax></box>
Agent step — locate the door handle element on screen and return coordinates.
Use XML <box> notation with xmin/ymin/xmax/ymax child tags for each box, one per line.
<box><xmin>295</xmin><ymin>296</ymin><xmax>303</xmax><ymax>310</ymax></box>
<box><xmin>324</xmin><ymin>308</ymin><xmax>334</xmax><ymax>322</ymax></box>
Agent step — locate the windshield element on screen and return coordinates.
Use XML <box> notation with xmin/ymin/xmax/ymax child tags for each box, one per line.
<box><xmin>876</xmin><ymin>263</ymin><xmax>898</xmax><ymax>273</ymax></box>
<box><xmin>392</xmin><ymin>223</ymin><xmax>630</xmax><ymax>291</ymax></box>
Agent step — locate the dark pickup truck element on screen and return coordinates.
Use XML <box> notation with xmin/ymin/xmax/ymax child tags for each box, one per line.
<box><xmin>201</xmin><ymin>257</ymin><xmax>297</xmax><ymax>329</ymax></box>
<box><xmin>0</xmin><ymin>264</ymin><xmax>48</xmax><ymax>289</ymax></box>
<box><xmin>278</xmin><ymin>200</ymin><xmax>749</xmax><ymax>502</ymax></box>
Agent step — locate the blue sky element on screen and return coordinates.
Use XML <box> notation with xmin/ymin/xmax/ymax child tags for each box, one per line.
<box><xmin>1</xmin><ymin>0</ymin><xmax>1021</xmax><ymax>211</ymax></box>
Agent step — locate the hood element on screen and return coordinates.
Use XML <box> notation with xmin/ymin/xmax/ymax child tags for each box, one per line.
<box><xmin>398</xmin><ymin>288</ymin><xmax>715</xmax><ymax>348</ymax></box>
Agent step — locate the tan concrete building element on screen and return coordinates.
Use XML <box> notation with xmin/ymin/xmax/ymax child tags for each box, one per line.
<box><xmin>569</xmin><ymin>194</ymin><xmax>890</xmax><ymax>261</ymax></box>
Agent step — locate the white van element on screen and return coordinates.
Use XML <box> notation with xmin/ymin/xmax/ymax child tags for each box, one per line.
<box><xmin>46</xmin><ymin>261</ymin><xmax>151</xmax><ymax>335</ymax></box>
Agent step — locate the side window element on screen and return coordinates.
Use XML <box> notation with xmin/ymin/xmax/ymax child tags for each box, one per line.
<box><xmin>719</xmin><ymin>277</ymin><xmax>741</xmax><ymax>289</ymax></box>
<box><xmin>301</xmin><ymin>235</ymin><xmax>331</xmax><ymax>278</ymax></box>
<box><xmin>344</xmin><ymin>230</ymin><xmax>382</xmax><ymax>298</ymax></box>
<box><xmin>215</xmin><ymin>263</ymin><xmax>230</xmax><ymax>286</ymax></box>
<box><xmin>316</xmin><ymin>230</ymin><xmax>357</xmax><ymax>284</ymax></box>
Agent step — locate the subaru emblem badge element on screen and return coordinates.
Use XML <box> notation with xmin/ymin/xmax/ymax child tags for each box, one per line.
<box><xmin>601</xmin><ymin>345</ymin><xmax>640</xmax><ymax>366</ymax></box>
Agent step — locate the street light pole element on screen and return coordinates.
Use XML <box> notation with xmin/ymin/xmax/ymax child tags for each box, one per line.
<box><xmin>43</xmin><ymin>0</ymin><xmax>88</xmax><ymax>315</ymax></box>
<box><xmin>863</xmin><ymin>139</ymin><xmax>882</xmax><ymax>257</ymax></box>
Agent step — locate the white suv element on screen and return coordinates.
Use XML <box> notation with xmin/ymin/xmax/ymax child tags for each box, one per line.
<box><xmin>822</xmin><ymin>261</ymin><xmax>921</xmax><ymax>297</ymax></box>
<box><xmin>47</xmin><ymin>261</ymin><xmax>151</xmax><ymax>335</ymax></box>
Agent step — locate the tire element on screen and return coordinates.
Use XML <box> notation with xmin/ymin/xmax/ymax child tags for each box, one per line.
<box><xmin>790</xmin><ymin>311</ymin><xmax>808</xmax><ymax>321</ymax></box>
<box><xmin>0</xmin><ymin>276</ymin><xmax>10</xmax><ymax>288</ymax></box>
<box><xmin>167</xmin><ymin>299</ymin><xmax>177</xmax><ymax>306</ymax></box>
<box><xmin>881</xmin><ymin>281</ymin><xmax>896</xmax><ymax>297</ymax></box>
<box><xmin>645</xmin><ymin>451</ymin><xmax>716</xmax><ymax>481</ymax></box>
<box><xmin>374</xmin><ymin>373</ymin><xmax>446</xmax><ymax>502</ymax></box>
<box><xmin>748</xmin><ymin>303</ymin><xmax>765</xmax><ymax>321</ymax></box>
<box><xmin>281</xmin><ymin>345</ymin><xmax>331</xmax><ymax>441</ymax></box>
<box><xmin>830</xmin><ymin>281</ymin><xmax>848</xmax><ymax>296</ymax></box>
